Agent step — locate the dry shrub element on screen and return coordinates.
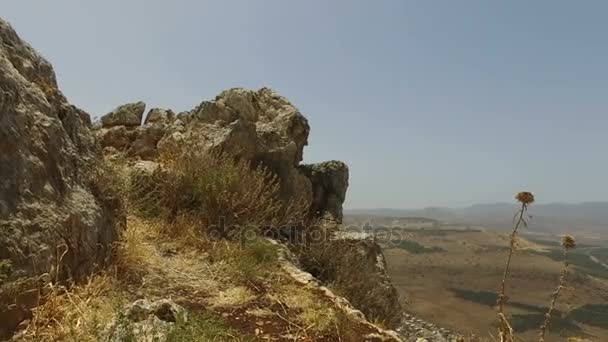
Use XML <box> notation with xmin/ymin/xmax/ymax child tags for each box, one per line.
<box><xmin>16</xmin><ymin>275</ymin><xmax>126</xmax><ymax>342</ymax></box>
<box><xmin>130</xmin><ymin>139</ymin><xmax>308</xmax><ymax>238</ymax></box>
<box><xmin>113</xmin><ymin>216</ymin><xmax>160</xmax><ymax>283</ymax></box>
<box><xmin>294</xmin><ymin>232</ymin><xmax>403</xmax><ymax>329</ymax></box>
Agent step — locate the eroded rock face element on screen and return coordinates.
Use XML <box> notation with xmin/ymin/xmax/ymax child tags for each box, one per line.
<box><xmin>144</xmin><ymin>108</ymin><xmax>175</xmax><ymax>125</ymax></box>
<box><xmin>96</xmin><ymin>87</ymin><xmax>347</xmax><ymax>221</ymax></box>
<box><xmin>0</xmin><ymin>18</ymin><xmax>123</xmax><ymax>336</ymax></box>
<box><xmin>300</xmin><ymin>161</ymin><xmax>349</xmax><ymax>223</ymax></box>
<box><xmin>101</xmin><ymin>101</ymin><xmax>145</xmax><ymax>127</ymax></box>
<box><xmin>159</xmin><ymin>88</ymin><xmax>313</xmax><ymax>202</ymax></box>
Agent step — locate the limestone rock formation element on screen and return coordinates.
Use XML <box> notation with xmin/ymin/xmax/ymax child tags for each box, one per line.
<box><xmin>0</xmin><ymin>18</ymin><xmax>124</xmax><ymax>336</ymax></box>
<box><xmin>101</xmin><ymin>101</ymin><xmax>145</xmax><ymax>127</ymax></box>
<box><xmin>158</xmin><ymin>88</ymin><xmax>313</xmax><ymax>203</ymax></box>
<box><xmin>300</xmin><ymin>161</ymin><xmax>349</xmax><ymax>223</ymax></box>
<box><xmin>96</xmin><ymin>87</ymin><xmax>348</xmax><ymax>221</ymax></box>
<box><xmin>103</xmin><ymin>299</ymin><xmax>186</xmax><ymax>342</ymax></box>
<box><xmin>144</xmin><ymin>108</ymin><xmax>175</xmax><ymax>125</ymax></box>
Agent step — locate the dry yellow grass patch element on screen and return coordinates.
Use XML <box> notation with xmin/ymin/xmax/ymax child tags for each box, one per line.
<box><xmin>209</xmin><ymin>286</ymin><xmax>257</xmax><ymax>309</ymax></box>
<box><xmin>16</xmin><ymin>275</ymin><xmax>127</xmax><ymax>342</ymax></box>
<box><xmin>270</xmin><ymin>284</ymin><xmax>337</xmax><ymax>333</ymax></box>
<box><xmin>116</xmin><ymin>216</ymin><xmax>226</xmax><ymax>301</ymax></box>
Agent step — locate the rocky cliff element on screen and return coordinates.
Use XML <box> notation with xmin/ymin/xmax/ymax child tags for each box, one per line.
<box><xmin>0</xmin><ymin>18</ymin><xmax>124</xmax><ymax>336</ymax></box>
<box><xmin>0</xmin><ymin>17</ymin><xmax>407</xmax><ymax>341</ymax></box>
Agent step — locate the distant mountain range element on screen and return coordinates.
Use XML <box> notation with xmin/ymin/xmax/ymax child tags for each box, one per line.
<box><xmin>345</xmin><ymin>202</ymin><xmax>608</xmax><ymax>236</ymax></box>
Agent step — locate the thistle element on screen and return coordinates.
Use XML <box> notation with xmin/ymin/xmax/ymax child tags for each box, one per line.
<box><xmin>539</xmin><ymin>235</ymin><xmax>576</xmax><ymax>342</ymax></box>
<box><xmin>497</xmin><ymin>191</ymin><xmax>535</xmax><ymax>342</ymax></box>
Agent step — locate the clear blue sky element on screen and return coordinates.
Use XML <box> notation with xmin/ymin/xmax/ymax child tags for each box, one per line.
<box><xmin>4</xmin><ymin>1</ymin><xmax>607</xmax><ymax>209</ymax></box>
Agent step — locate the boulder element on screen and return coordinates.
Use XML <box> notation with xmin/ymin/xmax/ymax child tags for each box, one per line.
<box><xmin>144</xmin><ymin>108</ymin><xmax>175</xmax><ymax>125</ymax></box>
<box><xmin>103</xmin><ymin>299</ymin><xmax>186</xmax><ymax>342</ymax></box>
<box><xmin>158</xmin><ymin>88</ymin><xmax>314</xmax><ymax>203</ymax></box>
<box><xmin>128</xmin><ymin>124</ymin><xmax>167</xmax><ymax>160</ymax></box>
<box><xmin>97</xmin><ymin>126</ymin><xmax>133</xmax><ymax>150</ymax></box>
<box><xmin>0</xmin><ymin>18</ymin><xmax>124</xmax><ymax>337</ymax></box>
<box><xmin>300</xmin><ymin>161</ymin><xmax>349</xmax><ymax>223</ymax></box>
<box><xmin>101</xmin><ymin>101</ymin><xmax>145</xmax><ymax>127</ymax></box>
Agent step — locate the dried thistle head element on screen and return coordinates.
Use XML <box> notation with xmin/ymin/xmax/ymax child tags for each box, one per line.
<box><xmin>561</xmin><ymin>235</ymin><xmax>576</xmax><ymax>250</ymax></box>
<box><xmin>515</xmin><ymin>191</ymin><xmax>535</xmax><ymax>205</ymax></box>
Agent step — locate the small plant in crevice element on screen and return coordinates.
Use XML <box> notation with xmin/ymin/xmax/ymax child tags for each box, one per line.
<box><xmin>539</xmin><ymin>235</ymin><xmax>576</xmax><ymax>342</ymax></box>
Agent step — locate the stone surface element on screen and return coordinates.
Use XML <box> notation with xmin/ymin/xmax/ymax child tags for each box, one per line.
<box><xmin>97</xmin><ymin>87</ymin><xmax>348</xmax><ymax>219</ymax></box>
<box><xmin>144</xmin><ymin>108</ymin><xmax>175</xmax><ymax>125</ymax></box>
<box><xmin>101</xmin><ymin>101</ymin><xmax>145</xmax><ymax>127</ymax></box>
<box><xmin>300</xmin><ymin>160</ymin><xmax>349</xmax><ymax>223</ymax></box>
<box><xmin>103</xmin><ymin>299</ymin><xmax>186</xmax><ymax>342</ymax></box>
<box><xmin>128</xmin><ymin>123</ymin><xmax>167</xmax><ymax>160</ymax></box>
<box><xmin>97</xmin><ymin>126</ymin><xmax>133</xmax><ymax>150</ymax></box>
<box><xmin>158</xmin><ymin>87</ymin><xmax>314</xmax><ymax>203</ymax></box>
<box><xmin>0</xmin><ymin>18</ymin><xmax>123</xmax><ymax>337</ymax></box>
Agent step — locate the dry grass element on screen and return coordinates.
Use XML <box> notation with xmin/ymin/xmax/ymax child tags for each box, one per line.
<box><xmin>13</xmin><ymin>146</ymin><xmax>386</xmax><ymax>341</ymax></box>
<box><xmin>270</xmin><ymin>284</ymin><xmax>337</xmax><ymax>333</ymax></box>
<box><xmin>209</xmin><ymin>286</ymin><xmax>256</xmax><ymax>309</ymax></box>
<box><xmin>131</xmin><ymin>139</ymin><xmax>309</xmax><ymax>238</ymax></box>
<box><xmin>16</xmin><ymin>275</ymin><xmax>127</xmax><ymax>342</ymax></box>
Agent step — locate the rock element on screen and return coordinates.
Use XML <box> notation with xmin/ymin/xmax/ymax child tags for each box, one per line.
<box><xmin>97</xmin><ymin>126</ymin><xmax>133</xmax><ymax>150</ymax></box>
<box><xmin>144</xmin><ymin>108</ymin><xmax>175</xmax><ymax>125</ymax></box>
<box><xmin>0</xmin><ymin>18</ymin><xmax>124</xmax><ymax>337</ymax></box>
<box><xmin>158</xmin><ymin>88</ymin><xmax>315</xmax><ymax>204</ymax></box>
<box><xmin>300</xmin><ymin>161</ymin><xmax>349</xmax><ymax>223</ymax></box>
<box><xmin>95</xmin><ymin>88</ymin><xmax>348</xmax><ymax>221</ymax></box>
<box><xmin>103</xmin><ymin>299</ymin><xmax>186</xmax><ymax>342</ymax></box>
<box><xmin>101</xmin><ymin>101</ymin><xmax>145</xmax><ymax>127</ymax></box>
<box><xmin>128</xmin><ymin>123</ymin><xmax>167</xmax><ymax>160</ymax></box>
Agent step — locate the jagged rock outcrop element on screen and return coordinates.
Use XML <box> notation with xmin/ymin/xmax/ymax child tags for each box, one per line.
<box><xmin>158</xmin><ymin>88</ymin><xmax>314</xmax><ymax>203</ymax></box>
<box><xmin>0</xmin><ymin>18</ymin><xmax>124</xmax><ymax>337</ymax></box>
<box><xmin>101</xmin><ymin>101</ymin><xmax>145</xmax><ymax>127</ymax></box>
<box><xmin>97</xmin><ymin>103</ymin><xmax>170</xmax><ymax>160</ymax></box>
<box><xmin>144</xmin><ymin>108</ymin><xmax>175</xmax><ymax>125</ymax></box>
<box><xmin>300</xmin><ymin>161</ymin><xmax>349</xmax><ymax>223</ymax></box>
<box><xmin>96</xmin><ymin>88</ymin><xmax>348</xmax><ymax>221</ymax></box>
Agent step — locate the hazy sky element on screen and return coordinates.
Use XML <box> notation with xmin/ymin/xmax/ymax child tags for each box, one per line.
<box><xmin>4</xmin><ymin>1</ymin><xmax>607</xmax><ymax>209</ymax></box>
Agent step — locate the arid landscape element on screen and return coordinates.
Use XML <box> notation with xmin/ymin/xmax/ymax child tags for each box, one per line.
<box><xmin>345</xmin><ymin>213</ymin><xmax>608</xmax><ymax>341</ymax></box>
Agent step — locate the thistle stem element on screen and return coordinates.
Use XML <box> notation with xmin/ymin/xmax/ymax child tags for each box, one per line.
<box><xmin>498</xmin><ymin>203</ymin><xmax>527</xmax><ymax>314</ymax></box>
<box><xmin>539</xmin><ymin>249</ymin><xmax>569</xmax><ymax>342</ymax></box>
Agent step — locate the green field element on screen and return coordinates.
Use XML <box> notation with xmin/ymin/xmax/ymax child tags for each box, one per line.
<box><xmin>388</xmin><ymin>240</ymin><xmax>446</xmax><ymax>254</ymax></box>
<box><xmin>450</xmin><ymin>288</ymin><xmax>582</xmax><ymax>333</ymax></box>
<box><xmin>538</xmin><ymin>249</ymin><xmax>608</xmax><ymax>279</ymax></box>
<box><xmin>567</xmin><ymin>304</ymin><xmax>608</xmax><ymax>329</ymax></box>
